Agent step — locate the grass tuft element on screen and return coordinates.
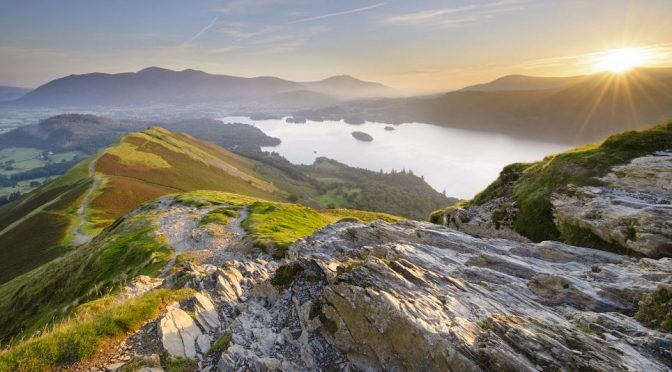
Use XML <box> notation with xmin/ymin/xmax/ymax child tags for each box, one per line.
<box><xmin>0</xmin><ymin>289</ymin><xmax>193</xmax><ymax>372</ymax></box>
<box><xmin>208</xmin><ymin>332</ymin><xmax>232</xmax><ymax>355</ymax></box>
<box><xmin>636</xmin><ymin>286</ymin><xmax>672</xmax><ymax>333</ymax></box>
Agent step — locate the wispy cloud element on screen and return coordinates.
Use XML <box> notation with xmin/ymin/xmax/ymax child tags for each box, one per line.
<box><xmin>386</xmin><ymin>0</ymin><xmax>530</xmax><ymax>27</ymax></box>
<box><xmin>188</xmin><ymin>17</ymin><xmax>219</xmax><ymax>42</ymax></box>
<box><xmin>386</xmin><ymin>5</ymin><xmax>475</xmax><ymax>25</ymax></box>
<box><xmin>288</xmin><ymin>2</ymin><xmax>386</xmax><ymax>24</ymax></box>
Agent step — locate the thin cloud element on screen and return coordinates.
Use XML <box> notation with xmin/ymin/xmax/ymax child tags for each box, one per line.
<box><xmin>386</xmin><ymin>5</ymin><xmax>475</xmax><ymax>25</ymax></box>
<box><xmin>288</xmin><ymin>2</ymin><xmax>386</xmax><ymax>24</ymax></box>
<box><xmin>189</xmin><ymin>17</ymin><xmax>219</xmax><ymax>42</ymax></box>
<box><xmin>386</xmin><ymin>0</ymin><xmax>531</xmax><ymax>26</ymax></box>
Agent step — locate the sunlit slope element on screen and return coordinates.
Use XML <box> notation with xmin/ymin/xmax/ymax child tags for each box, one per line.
<box><xmin>87</xmin><ymin>127</ymin><xmax>279</xmax><ymax>229</ymax></box>
<box><xmin>0</xmin><ymin>127</ymin><xmax>283</xmax><ymax>284</ymax></box>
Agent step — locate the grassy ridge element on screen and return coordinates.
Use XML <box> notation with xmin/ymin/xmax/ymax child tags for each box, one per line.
<box><xmin>0</xmin><ymin>289</ymin><xmax>193</xmax><ymax>372</ymax></box>
<box><xmin>0</xmin><ymin>127</ymin><xmax>287</xmax><ymax>285</ymax></box>
<box><xmin>446</xmin><ymin>122</ymin><xmax>672</xmax><ymax>246</ymax></box>
<box><xmin>174</xmin><ymin>190</ymin><xmax>403</xmax><ymax>258</ymax></box>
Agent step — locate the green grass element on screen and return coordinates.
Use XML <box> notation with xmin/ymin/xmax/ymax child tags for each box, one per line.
<box><xmin>466</xmin><ymin>122</ymin><xmax>672</xmax><ymax>244</ymax></box>
<box><xmin>242</xmin><ymin>202</ymin><xmax>404</xmax><ymax>258</ymax></box>
<box><xmin>208</xmin><ymin>332</ymin><xmax>232</xmax><ymax>355</ymax></box>
<box><xmin>0</xmin><ymin>289</ymin><xmax>193</xmax><ymax>372</ymax></box>
<box><xmin>636</xmin><ymin>286</ymin><xmax>672</xmax><ymax>333</ymax></box>
<box><xmin>162</xmin><ymin>356</ymin><xmax>198</xmax><ymax>372</ymax></box>
<box><xmin>0</xmin><ymin>212</ymin><xmax>173</xmax><ymax>343</ymax></box>
<box><xmin>198</xmin><ymin>206</ymin><xmax>240</xmax><ymax>226</ymax></box>
<box><xmin>320</xmin><ymin>208</ymin><xmax>403</xmax><ymax>224</ymax></box>
<box><xmin>174</xmin><ymin>190</ymin><xmax>260</xmax><ymax>208</ymax></box>
<box><xmin>242</xmin><ymin>201</ymin><xmax>330</xmax><ymax>258</ymax></box>
<box><xmin>176</xmin><ymin>191</ymin><xmax>403</xmax><ymax>259</ymax></box>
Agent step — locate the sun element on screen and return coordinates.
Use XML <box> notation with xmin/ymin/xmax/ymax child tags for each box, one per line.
<box><xmin>595</xmin><ymin>48</ymin><xmax>651</xmax><ymax>73</ymax></box>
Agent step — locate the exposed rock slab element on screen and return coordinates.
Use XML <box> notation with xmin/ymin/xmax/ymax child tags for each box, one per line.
<box><xmin>552</xmin><ymin>152</ymin><xmax>672</xmax><ymax>257</ymax></box>
<box><xmin>283</xmin><ymin>221</ymin><xmax>671</xmax><ymax>371</ymax></box>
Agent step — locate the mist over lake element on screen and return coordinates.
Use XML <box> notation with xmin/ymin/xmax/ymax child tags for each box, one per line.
<box><xmin>219</xmin><ymin>117</ymin><xmax>570</xmax><ymax>199</ymax></box>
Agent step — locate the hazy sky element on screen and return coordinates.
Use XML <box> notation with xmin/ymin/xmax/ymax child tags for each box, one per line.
<box><xmin>1</xmin><ymin>0</ymin><xmax>672</xmax><ymax>92</ymax></box>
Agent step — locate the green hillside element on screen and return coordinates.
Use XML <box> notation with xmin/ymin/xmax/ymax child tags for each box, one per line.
<box><xmin>0</xmin><ymin>127</ymin><xmax>449</xmax><ymax>285</ymax></box>
<box><xmin>0</xmin><ymin>127</ymin><xmax>285</xmax><ymax>284</ymax></box>
<box><xmin>0</xmin><ymin>190</ymin><xmax>401</xmax><ymax>346</ymax></box>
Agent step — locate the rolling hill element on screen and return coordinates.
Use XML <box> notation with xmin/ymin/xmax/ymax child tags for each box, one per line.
<box><xmin>0</xmin><ymin>126</ymin><xmax>451</xmax><ymax>284</ymax></box>
<box><xmin>9</xmin><ymin>67</ymin><xmax>396</xmax><ymax>108</ymax></box>
<box><xmin>0</xmin><ymin>127</ymin><xmax>286</xmax><ymax>284</ymax></box>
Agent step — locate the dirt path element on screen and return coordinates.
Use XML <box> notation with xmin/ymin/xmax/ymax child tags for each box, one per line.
<box><xmin>71</xmin><ymin>158</ymin><xmax>102</xmax><ymax>245</ymax></box>
<box><xmin>157</xmin><ymin>204</ymin><xmax>251</xmax><ymax>275</ymax></box>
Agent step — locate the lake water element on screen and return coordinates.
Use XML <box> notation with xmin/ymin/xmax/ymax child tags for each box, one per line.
<box><xmin>219</xmin><ymin>117</ymin><xmax>571</xmax><ymax>199</ymax></box>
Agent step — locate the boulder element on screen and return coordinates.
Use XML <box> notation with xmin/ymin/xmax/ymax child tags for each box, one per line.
<box><xmin>159</xmin><ymin>304</ymin><xmax>203</xmax><ymax>359</ymax></box>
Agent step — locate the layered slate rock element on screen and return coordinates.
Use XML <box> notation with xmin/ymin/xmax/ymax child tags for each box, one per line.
<box><xmin>167</xmin><ymin>219</ymin><xmax>669</xmax><ymax>370</ymax></box>
<box><xmin>552</xmin><ymin>151</ymin><xmax>672</xmax><ymax>257</ymax></box>
<box><xmin>281</xmin><ymin>221</ymin><xmax>671</xmax><ymax>371</ymax></box>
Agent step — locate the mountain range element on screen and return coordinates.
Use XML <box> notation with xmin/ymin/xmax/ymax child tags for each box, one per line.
<box><xmin>8</xmin><ymin>67</ymin><xmax>395</xmax><ymax>108</ymax></box>
<box><xmin>296</xmin><ymin>67</ymin><xmax>672</xmax><ymax>144</ymax></box>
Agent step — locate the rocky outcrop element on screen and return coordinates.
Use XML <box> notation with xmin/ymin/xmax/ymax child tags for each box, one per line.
<box><xmin>552</xmin><ymin>152</ymin><xmax>672</xmax><ymax>257</ymax></box>
<box><xmin>440</xmin><ymin>152</ymin><xmax>672</xmax><ymax>258</ymax></box>
<box><xmin>97</xmin><ymin>195</ymin><xmax>671</xmax><ymax>371</ymax></box>
<box><xmin>444</xmin><ymin>198</ymin><xmax>529</xmax><ymax>242</ymax></box>
<box><xmin>150</xmin><ymin>219</ymin><xmax>671</xmax><ymax>371</ymax></box>
<box><xmin>283</xmin><ymin>221</ymin><xmax>672</xmax><ymax>371</ymax></box>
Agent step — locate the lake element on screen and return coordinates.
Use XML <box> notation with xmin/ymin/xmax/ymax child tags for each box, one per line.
<box><xmin>219</xmin><ymin>117</ymin><xmax>571</xmax><ymax>199</ymax></box>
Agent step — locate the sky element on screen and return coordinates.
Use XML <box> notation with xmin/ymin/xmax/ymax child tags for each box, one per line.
<box><xmin>1</xmin><ymin>0</ymin><xmax>672</xmax><ymax>92</ymax></box>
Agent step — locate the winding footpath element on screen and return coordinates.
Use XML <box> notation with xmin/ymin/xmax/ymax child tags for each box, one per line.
<box><xmin>71</xmin><ymin>157</ymin><xmax>102</xmax><ymax>245</ymax></box>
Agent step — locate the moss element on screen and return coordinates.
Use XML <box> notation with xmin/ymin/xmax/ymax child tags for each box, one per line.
<box><xmin>491</xmin><ymin>205</ymin><xmax>510</xmax><ymax>230</ymax></box>
<box><xmin>428</xmin><ymin>209</ymin><xmax>445</xmax><ymax>225</ymax></box>
<box><xmin>558</xmin><ymin>222</ymin><xmax>641</xmax><ymax>257</ymax></box>
<box><xmin>636</xmin><ymin>286</ymin><xmax>672</xmax><ymax>333</ymax></box>
<box><xmin>208</xmin><ymin>332</ymin><xmax>232</xmax><ymax>355</ymax></box>
<box><xmin>0</xmin><ymin>289</ymin><xmax>193</xmax><ymax>372</ymax></box>
<box><xmin>270</xmin><ymin>263</ymin><xmax>304</xmax><ymax>290</ymax></box>
<box><xmin>478</xmin><ymin>319</ymin><xmax>494</xmax><ymax>331</ymax></box>
<box><xmin>162</xmin><ymin>356</ymin><xmax>198</xmax><ymax>372</ymax></box>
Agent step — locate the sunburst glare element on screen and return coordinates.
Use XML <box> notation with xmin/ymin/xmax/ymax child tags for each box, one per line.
<box><xmin>594</xmin><ymin>47</ymin><xmax>652</xmax><ymax>73</ymax></box>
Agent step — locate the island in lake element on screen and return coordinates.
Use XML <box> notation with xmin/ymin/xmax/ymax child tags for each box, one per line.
<box><xmin>352</xmin><ymin>131</ymin><xmax>373</xmax><ymax>142</ymax></box>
